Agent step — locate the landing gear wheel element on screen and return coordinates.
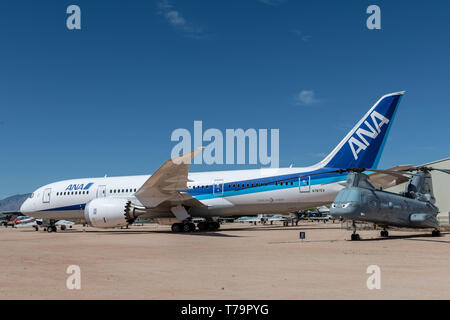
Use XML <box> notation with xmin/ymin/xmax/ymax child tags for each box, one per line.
<box><xmin>432</xmin><ymin>230</ymin><xmax>441</xmax><ymax>237</ymax></box>
<box><xmin>34</xmin><ymin>226</ymin><xmax>39</xmax><ymax>232</ymax></box>
<box><xmin>61</xmin><ymin>225</ymin><xmax>66</xmax><ymax>231</ymax></box>
<box><xmin>350</xmin><ymin>221</ymin><xmax>360</xmax><ymax>240</ymax></box>
<box><xmin>171</xmin><ymin>223</ymin><xmax>183</xmax><ymax>233</ymax></box>
<box><xmin>208</xmin><ymin>221</ymin><xmax>220</xmax><ymax>231</ymax></box>
<box><xmin>182</xmin><ymin>223</ymin><xmax>195</xmax><ymax>232</ymax></box>
<box><xmin>197</xmin><ymin>222</ymin><xmax>208</xmax><ymax>231</ymax></box>
<box><xmin>351</xmin><ymin>234</ymin><xmax>360</xmax><ymax>241</ymax></box>
<box><xmin>47</xmin><ymin>226</ymin><xmax>56</xmax><ymax>233</ymax></box>
<box><xmin>380</xmin><ymin>230</ymin><xmax>389</xmax><ymax>237</ymax></box>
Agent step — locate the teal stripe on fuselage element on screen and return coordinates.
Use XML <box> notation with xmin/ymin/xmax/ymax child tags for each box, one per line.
<box><xmin>193</xmin><ymin>174</ymin><xmax>347</xmax><ymax>201</ymax></box>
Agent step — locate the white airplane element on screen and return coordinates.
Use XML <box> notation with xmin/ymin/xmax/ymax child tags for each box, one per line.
<box><xmin>14</xmin><ymin>218</ymin><xmax>75</xmax><ymax>231</ymax></box>
<box><xmin>20</xmin><ymin>92</ymin><xmax>405</xmax><ymax>233</ymax></box>
<box><xmin>235</xmin><ymin>214</ymin><xmax>288</xmax><ymax>224</ymax></box>
<box><xmin>267</xmin><ymin>214</ymin><xmax>289</xmax><ymax>223</ymax></box>
<box><xmin>316</xmin><ymin>205</ymin><xmax>330</xmax><ymax>214</ymax></box>
<box><xmin>12</xmin><ymin>216</ymin><xmax>35</xmax><ymax>226</ymax></box>
<box><xmin>235</xmin><ymin>214</ymin><xmax>268</xmax><ymax>224</ymax></box>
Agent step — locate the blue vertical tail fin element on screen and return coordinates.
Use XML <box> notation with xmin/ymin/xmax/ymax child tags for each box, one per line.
<box><xmin>318</xmin><ymin>92</ymin><xmax>404</xmax><ymax>169</ymax></box>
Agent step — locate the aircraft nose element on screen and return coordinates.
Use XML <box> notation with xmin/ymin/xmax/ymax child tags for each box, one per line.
<box><xmin>330</xmin><ymin>202</ymin><xmax>360</xmax><ymax>218</ymax></box>
<box><xmin>20</xmin><ymin>199</ymin><xmax>30</xmax><ymax>214</ymax></box>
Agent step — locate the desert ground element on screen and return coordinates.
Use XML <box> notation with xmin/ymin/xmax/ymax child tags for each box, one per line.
<box><xmin>0</xmin><ymin>221</ymin><xmax>449</xmax><ymax>300</ymax></box>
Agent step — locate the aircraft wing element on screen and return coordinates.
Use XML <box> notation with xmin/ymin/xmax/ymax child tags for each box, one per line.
<box><xmin>135</xmin><ymin>148</ymin><xmax>205</xmax><ymax>208</ymax></box>
<box><xmin>268</xmin><ymin>217</ymin><xmax>288</xmax><ymax>221</ymax></box>
<box><xmin>14</xmin><ymin>221</ymin><xmax>38</xmax><ymax>228</ymax></box>
<box><xmin>55</xmin><ymin>220</ymin><xmax>76</xmax><ymax>226</ymax></box>
<box><xmin>368</xmin><ymin>165</ymin><xmax>413</xmax><ymax>189</ymax></box>
<box><xmin>0</xmin><ymin>211</ymin><xmax>24</xmax><ymax>218</ymax></box>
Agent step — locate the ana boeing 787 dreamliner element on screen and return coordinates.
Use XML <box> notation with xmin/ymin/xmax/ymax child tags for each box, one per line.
<box><xmin>20</xmin><ymin>92</ymin><xmax>404</xmax><ymax>232</ymax></box>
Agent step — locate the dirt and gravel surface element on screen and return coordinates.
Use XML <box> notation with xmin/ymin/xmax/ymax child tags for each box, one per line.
<box><xmin>0</xmin><ymin>222</ymin><xmax>449</xmax><ymax>300</ymax></box>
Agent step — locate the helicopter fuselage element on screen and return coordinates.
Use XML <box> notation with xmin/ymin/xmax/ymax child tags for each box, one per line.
<box><xmin>331</xmin><ymin>187</ymin><xmax>439</xmax><ymax>229</ymax></box>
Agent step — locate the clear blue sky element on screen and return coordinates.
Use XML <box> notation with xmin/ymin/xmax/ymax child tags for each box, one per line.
<box><xmin>1</xmin><ymin>0</ymin><xmax>450</xmax><ymax>199</ymax></box>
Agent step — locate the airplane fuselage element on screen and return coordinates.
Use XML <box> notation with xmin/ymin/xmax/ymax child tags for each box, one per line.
<box><xmin>20</xmin><ymin>166</ymin><xmax>345</xmax><ymax>222</ymax></box>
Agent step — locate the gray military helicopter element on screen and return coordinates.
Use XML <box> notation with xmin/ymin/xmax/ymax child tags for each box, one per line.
<box><xmin>307</xmin><ymin>166</ymin><xmax>449</xmax><ymax>240</ymax></box>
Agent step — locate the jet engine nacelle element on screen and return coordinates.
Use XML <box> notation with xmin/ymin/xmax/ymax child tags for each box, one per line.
<box><xmin>84</xmin><ymin>198</ymin><xmax>131</xmax><ymax>228</ymax></box>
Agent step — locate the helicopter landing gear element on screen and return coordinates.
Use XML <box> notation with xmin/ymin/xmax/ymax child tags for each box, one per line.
<box><xmin>432</xmin><ymin>229</ymin><xmax>441</xmax><ymax>237</ymax></box>
<box><xmin>380</xmin><ymin>228</ymin><xmax>389</xmax><ymax>237</ymax></box>
<box><xmin>351</xmin><ymin>234</ymin><xmax>360</xmax><ymax>241</ymax></box>
<box><xmin>351</xmin><ymin>221</ymin><xmax>360</xmax><ymax>241</ymax></box>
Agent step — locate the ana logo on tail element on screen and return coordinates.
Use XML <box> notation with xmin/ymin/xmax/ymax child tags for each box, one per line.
<box><xmin>348</xmin><ymin>111</ymin><xmax>390</xmax><ymax>160</ymax></box>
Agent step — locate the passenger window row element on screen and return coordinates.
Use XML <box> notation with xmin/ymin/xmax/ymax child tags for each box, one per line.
<box><xmin>55</xmin><ymin>187</ymin><xmax>138</xmax><ymax>196</ymax></box>
<box><xmin>110</xmin><ymin>188</ymin><xmax>137</xmax><ymax>193</ymax></box>
<box><xmin>56</xmin><ymin>191</ymin><xmax>89</xmax><ymax>196</ymax></box>
<box><xmin>189</xmin><ymin>180</ymin><xmax>295</xmax><ymax>191</ymax></box>
<box><xmin>231</xmin><ymin>181</ymin><xmax>294</xmax><ymax>189</ymax></box>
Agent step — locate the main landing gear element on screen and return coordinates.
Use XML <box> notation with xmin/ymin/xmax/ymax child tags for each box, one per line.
<box><xmin>432</xmin><ymin>229</ymin><xmax>441</xmax><ymax>237</ymax></box>
<box><xmin>380</xmin><ymin>228</ymin><xmax>389</xmax><ymax>237</ymax></box>
<box><xmin>44</xmin><ymin>219</ymin><xmax>59</xmax><ymax>233</ymax></box>
<box><xmin>171</xmin><ymin>221</ymin><xmax>220</xmax><ymax>233</ymax></box>
<box><xmin>197</xmin><ymin>221</ymin><xmax>220</xmax><ymax>232</ymax></box>
<box><xmin>46</xmin><ymin>225</ymin><xmax>57</xmax><ymax>233</ymax></box>
<box><xmin>351</xmin><ymin>221</ymin><xmax>360</xmax><ymax>241</ymax></box>
<box><xmin>171</xmin><ymin>222</ymin><xmax>195</xmax><ymax>233</ymax></box>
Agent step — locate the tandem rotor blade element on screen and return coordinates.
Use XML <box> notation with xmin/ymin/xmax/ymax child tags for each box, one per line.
<box><xmin>300</xmin><ymin>165</ymin><xmax>450</xmax><ymax>180</ymax></box>
<box><xmin>299</xmin><ymin>168</ymin><xmax>352</xmax><ymax>178</ymax></box>
<box><xmin>427</xmin><ymin>168</ymin><xmax>450</xmax><ymax>174</ymax></box>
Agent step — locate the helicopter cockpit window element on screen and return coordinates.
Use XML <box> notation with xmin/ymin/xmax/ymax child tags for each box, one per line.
<box><xmin>335</xmin><ymin>189</ymin><xmax>360</xmax><ymax>203</ymax></box>
<box><xmin>334</xmin><ymin>191</ymin><xmax>344</xmax><ymax>203</ymax></box>
<box><xmin>344</xmin><ymin>190</ymin><xmax>360</xmax><ymax>202</ymax></box>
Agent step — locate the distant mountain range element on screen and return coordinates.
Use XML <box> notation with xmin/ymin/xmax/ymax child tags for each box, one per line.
<box><xmin>0</xmin><ymin>194</ymin><xmax>30</xmax><ymax>214</ymax></box>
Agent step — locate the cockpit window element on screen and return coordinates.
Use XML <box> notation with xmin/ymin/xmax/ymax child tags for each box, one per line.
<box><xmin>335</xmin><ymin>190</ymin><xmax>360</xmax><ymax>203</ymax></box>
<box><xmin>29</xmin><ymin>193</ymin><xmax>34</xmax><ymax>199</ymax></box>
